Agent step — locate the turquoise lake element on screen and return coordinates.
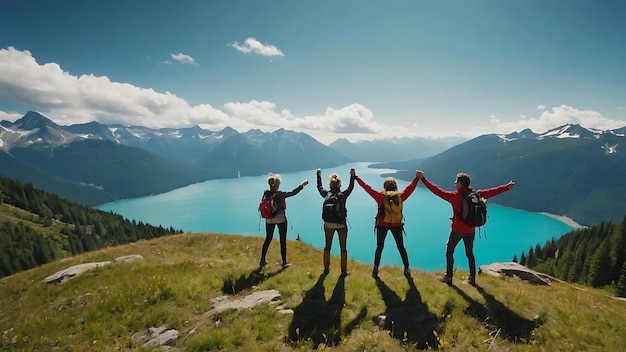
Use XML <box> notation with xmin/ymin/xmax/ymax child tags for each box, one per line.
<box><xmin>98</xmin><ymin>162</ymin><xmax>574</xmax><ymax>272</ymax></box>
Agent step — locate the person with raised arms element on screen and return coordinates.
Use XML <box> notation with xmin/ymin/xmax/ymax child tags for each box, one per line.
<box><xmin>316</xmin><ymin>167</ymin><xmax>356</xmax><ymax>277</ymax></box>
<box><xmin>417</xmin><ymin>170</ymin><xmax>514</xmax><ymax>286</ymax></box>
<box><xmin>259</xmin><ymin>174</ymin><xmax>309</xmax><ymax>269</ymax></box>
<box><xmin>355</xmin><ymin>169</ymin><xmax>421</xmax><ymax>278</ymax></box>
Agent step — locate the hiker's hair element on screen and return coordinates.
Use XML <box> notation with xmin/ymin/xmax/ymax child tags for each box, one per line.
<box><xmin>329</xmin><ymin>173</ymin><xmax>342</xmax><ymax>189</ymax></box>
<box><xmin>268</xmin><ymin>174</ymin><xmax>282</xmax><ymax>191</ymax></box>
<box><xmin>383</xmin><ymin>177</ymin><xmax>398</xmax><ymax>192</ymax></box>
<box><xmin>456</xmin><ymin>173</ymin><xmax>471</xmax><ymax>187</ymax></box>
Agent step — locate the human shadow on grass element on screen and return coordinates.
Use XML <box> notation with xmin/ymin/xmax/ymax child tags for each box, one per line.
<box><xmin>286</xmin><ymin>273</ymin><xmax>367</xmax><ymax>348</ymax></box>
<box><xmin>450</xmin><ymin>284</ymin><xmax>540</xmax><ymax>343</ymax></box>
<box><xmin>221</xmin><ymin>267</ymin><xmax>284</xmax><ymax>295</ymax></box>
<box><xmin>374</xmin><ymin>276</ymin><xmax>441</xmax><ymax>350</ymax></box>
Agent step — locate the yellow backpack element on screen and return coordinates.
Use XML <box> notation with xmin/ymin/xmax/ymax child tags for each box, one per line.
<box><xmin>379</xmin><ymin>191</ymin><xmax>403</xmax><ymax>224</ymax></box>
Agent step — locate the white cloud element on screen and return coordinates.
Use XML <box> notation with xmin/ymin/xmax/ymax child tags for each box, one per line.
<box><xmin>229</xmin><ymin>38</ymin><xmax>284</xmax><ymax>57</ymax></box>
<box><xmin>491</xmin><ymin>105</ymin><xmax>626</xmax><ymax>134</ymax></box>
<box><xmin>0</xmin><ymin>46</ymin><xmax>227</xmax><ymax>128</ymax></box>
<box><xmin>0</xmin><ymin>110</ymin><xmax>22</xmax><ymax>121</ymax></box>
<box><xmin>302</xmin><ymin>105</ymin><xmax>387</xmax><ymax>133</ymax></box>
<box><xmin>0</xmin><ymin>46</ymin><xmax>390</xmax><ymax>142</ymax></box>
<box><xmin>2</xmin><ymin>46</ymin><xmax>624</xmax><ymax>144</ymax></box>
<box><xmin>170</xmin><ymin>53</ymin><xmax>197</xmax><ymax>65</ymax></box>
<box><xmin>537</xmin><ymin>104</ymin><xmax>546</xmax><ymax>110</ymax></box>
<box><xmin>223</xmin><ymin>100</ymin><xmax>389</xmax><ymax>135</ymax></box>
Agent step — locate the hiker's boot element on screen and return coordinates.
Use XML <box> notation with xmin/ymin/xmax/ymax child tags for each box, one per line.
<box><xmin>259</xmin><ymin>258</ymin><xmax>268</xmax><ymax>267</ymax></box>
<box><xmin>323</xmin><ymin>250</ymin><xmax>331</xmax><ymax>273</ymax></box>
<box><xmin>439</xmin><ymin>275</ymin><xmax>452</xmax><ymax>284</ymax></box>
<box><xmin>340</xmin><ymin>252</ymin><xmax>348</xmax><ymax>274</ymax></box>
<box><xmin>468</xmin><ymin>276</ymin><xmax>476</xmax><ymax>286</ymax></box>
<box><xmin>372</xmin><ymin>266</ymin><xmax>379</xmax><ymax>278</ymax></box>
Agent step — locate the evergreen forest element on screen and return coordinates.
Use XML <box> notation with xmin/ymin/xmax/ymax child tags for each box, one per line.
<box><xmin>0</xmin><ymin>176</ymin><xmax>182</xmax><ymax>278</ymax></box>
<box><xmin>517</xmin><ymin>216</ymin><xmax>626</xmax><ymax>297</ymax></box>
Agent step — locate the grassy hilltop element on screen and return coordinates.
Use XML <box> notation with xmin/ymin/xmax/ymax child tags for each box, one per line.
<box><xmin>1</xmin><ymin>233</ymin><xmax>625</xmax><ymax>351</ymax></box>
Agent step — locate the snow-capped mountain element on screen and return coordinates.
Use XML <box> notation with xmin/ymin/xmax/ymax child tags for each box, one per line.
<box><xmin>501</xmin><ymin>124</ymin><xmax>624</xmax><ymax>142</ymax></box>
<box><xmin>386</xmin><ymin>123</ymin><xmax>626</xmax><ymax>226</ymax></box>
<box><xmin>0</xmin><ymin>111</ymin><xmax>351</xmax><ymax>167</ymax></box>
<box><xmin>1</xmin><ymin>112</ymin><xmax>239</xmax><ymax>158</ymax></box>
<box><xmin>0</xmin><ymin>111</ymin><xmax>352</xmax><ymax>206</ymax></box>
<box><xmin>0</xmin><ymin>111</ymin><xmax>82</xmax><ymax>149</ymax></box>
<box><xmin>498</xmin><ymin>124</ymin><xmax>622</xmax><ymax>155</ymax></box>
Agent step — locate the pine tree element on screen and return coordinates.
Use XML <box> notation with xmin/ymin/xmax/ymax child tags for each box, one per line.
<box><xmin>588</xmin><ymin>241</ymin><xmax>613</xmax><ymax>287</ymax></box>
<box><xmin>527</xmin><ymin>247</ymin><xmax>536</xmax><ymax>267</ymax></box>
<box><xmin>611</xmin><ymin>219</ymin><xmax>626</xmax><ymax>285</ymax></box>
<box><xmin>616</xmin><ymin>262</ymin><xmax>626</xmax><ymax>298</ymax></box>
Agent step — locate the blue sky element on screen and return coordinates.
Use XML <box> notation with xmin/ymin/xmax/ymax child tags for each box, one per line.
<box><xmin>1</xmin><ymin>0</ymin><xmax>625</xmax><ymax>143</ymax></box>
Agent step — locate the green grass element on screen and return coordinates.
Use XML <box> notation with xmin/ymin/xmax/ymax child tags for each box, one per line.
<box><xmin>1</xmin><ymin>233</ymin><xmax>625</xmax><ymax>351</ymax></box>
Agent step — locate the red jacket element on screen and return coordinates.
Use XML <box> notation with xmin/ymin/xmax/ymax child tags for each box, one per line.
<box><xmin>421</xmin><ymin>177</ymin><xmax>511</xmax><ymax>234</ymax></box>
<box><xmin>356</xmin><ymin>175</ymin><xmax>419</xmax><ymax>227</ymax></box>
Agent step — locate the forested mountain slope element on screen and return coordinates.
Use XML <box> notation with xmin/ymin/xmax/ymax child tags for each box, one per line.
<box><xmin>0</xmin><ymin>176</ymin><xmax>182</xmax><ymax>278</ymax></box>
<box><xmin>386</xmin><ymin>124</ymin><xmax>626</xmax><ymax>226</ymax></box>
<box><xmin>519</xmin><ymin>215</ymin><xmax>626</xmax><ymax>297</ymax></box>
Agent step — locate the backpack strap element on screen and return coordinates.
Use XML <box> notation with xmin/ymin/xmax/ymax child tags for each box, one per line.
<box><xmin>458</xmin><ymin>189</ymin><xmax>469</xmax><ymax>215</ymax></box>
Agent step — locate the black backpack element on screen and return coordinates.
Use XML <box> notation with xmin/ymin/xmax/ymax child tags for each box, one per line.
<box><xmin>322</xmin><ymin>191</ymin><xmax>346</xmax><ymax>223</ymax></box>
<box><xmin>461</xmin><ymin>190</ymin><xmax>487</xmax><ymax>227</ymax></box>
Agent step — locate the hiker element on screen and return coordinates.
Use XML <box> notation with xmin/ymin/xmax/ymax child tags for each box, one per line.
<box><xmin>259</xmin><ymin>174</ymin><xmax>309</xmax><ymax>269</ymax></box>
<box><xmin>355</xmin><ymin>170</ymin><xmax>421</xmax><ymax>278</ymax></box>
<box><xmin>316</xmin><ymin>167</ymin><xmax>356</xmax><ymax>276</ymax></box>
<box><xmin>417</xmin><ymin>170</ymin><xmax>515</xmax><ymax>286</ymax></box>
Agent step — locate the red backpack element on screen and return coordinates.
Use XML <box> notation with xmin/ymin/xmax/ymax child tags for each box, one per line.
<box><xmin>259</xmin><ymin>192</ymin><xmax>284</xmax><ymax>219</ymax></box>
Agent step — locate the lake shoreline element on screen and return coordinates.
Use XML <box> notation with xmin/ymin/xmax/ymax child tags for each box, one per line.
<box><xmin>99</xmin><ymin>163</ymin><xmax>576</xmax><ymax>271</ymax></box>
<box><xmin>540</xmin><ymin>213</ymin><xmax>585</xmax><ymax>229</ymax></box>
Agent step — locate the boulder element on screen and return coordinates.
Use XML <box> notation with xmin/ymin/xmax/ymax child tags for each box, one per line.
<box><xmin>478</xmin><ymin>262</ymin><xmax>550</xmax><ymax>285</ymax></box>
<box><xmin>43</xmin><ymin>255</ymin><xmax>144</xmax><ymax>284</ymax></box>
<box><xmin>43</xmin><ymin>261</ymin><xmax>111</xmax><ymax>284</ymax></box>
<box><xmin>207</xmin><ymin>289</ymin><xmax>282</xmax><ymax>315</ymax></box>
<box><xmin>144</xmin><ymin>326</ymin><xmax>179</xmax><ymax>348</ymax></box>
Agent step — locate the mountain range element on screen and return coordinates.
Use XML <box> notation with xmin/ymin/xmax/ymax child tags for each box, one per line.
<box><xmin>380</xmin><ymin>124</ymin><xmax>626</xmax><ymax>226</ymax></box>
<box><xmin>2</xmin><ymin>111</ymin><xmax>625</xmax><ymax>226</ymax></box>
<box><xmin>0</xmin><ymin>111</ymin><xmax>355</xmax><ymax>205</ymax></box>
<box><xmin>328</xmin><ymin>136</ymin><xmax>464</xmax><ymax>162</ymax></box>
